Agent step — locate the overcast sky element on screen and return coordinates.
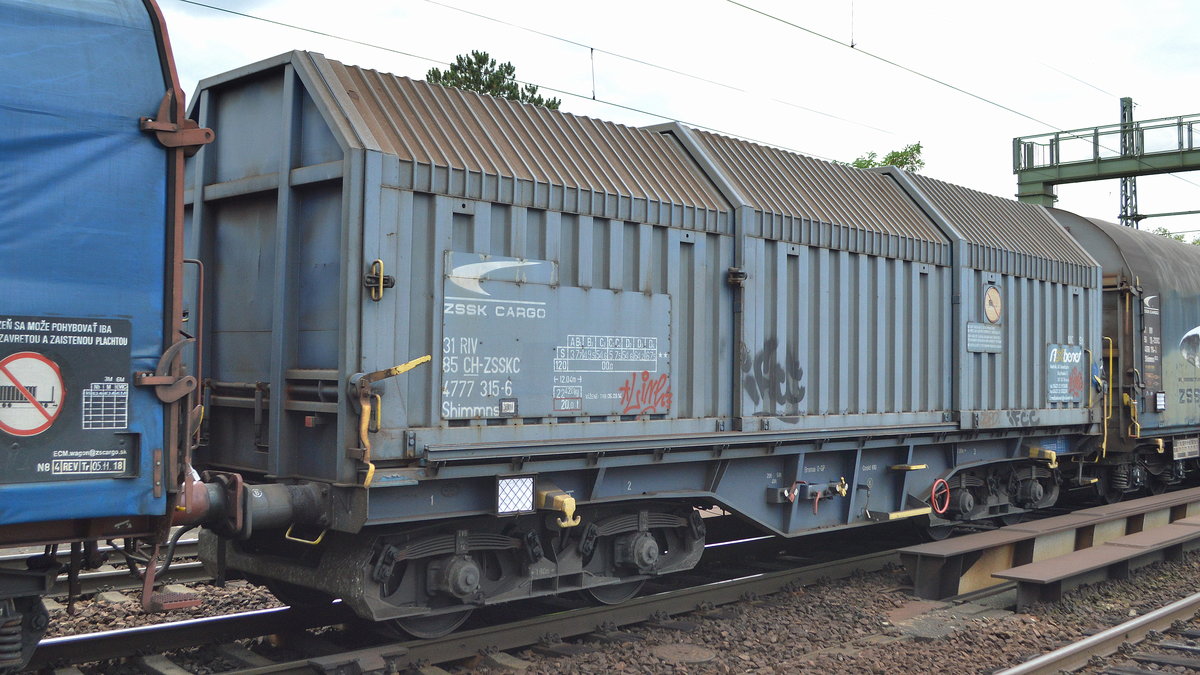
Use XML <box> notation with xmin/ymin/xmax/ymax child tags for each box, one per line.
<box><xmin>160</xmin><ymin>0</ymin><xmax>1200</xmax><ymax>235</ymax></box>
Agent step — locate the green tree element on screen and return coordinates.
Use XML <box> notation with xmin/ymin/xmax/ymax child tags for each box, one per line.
<box><xmin>1150</xmin><ymin>226</ymin><xmax>1200</xmax><ymax>245</ymax></box>
<box><xmin>426</xmin><ymin>51</ymin><xmax>561</xmax><ymax>110</ymax></box>
<box><xmin>847</xmin><ymin>142</ymin><xmax>925</xmax><ymax>173</ymax></box>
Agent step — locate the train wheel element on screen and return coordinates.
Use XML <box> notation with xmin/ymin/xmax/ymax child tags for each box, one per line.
<box><xmin>923</xmin><ymin>525</ymin><xmax>956</xmax><ymax>541</ymax></box>
<box><xmin>387</xmin><ymin>608</ymin><xmax>474</xmax><ymax>639</ymax></box>
<box><xmin>913</xmin><ymin>513</ymin><xmax>957</xmax><ymax>541</ymax></box>
<box><xmin>584</xmin><ymin>580</ymin><xmax>644</xmax><ymax>605</ymax></box>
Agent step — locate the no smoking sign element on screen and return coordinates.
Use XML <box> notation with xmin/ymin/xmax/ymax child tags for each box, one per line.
<box><xmin>0</xmin><ymin>351</ymin><xmax>64</xmax><ymax>436</ymax></box>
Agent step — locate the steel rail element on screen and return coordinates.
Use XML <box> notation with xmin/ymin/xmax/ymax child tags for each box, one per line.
<box><xmin>0</xmin><ymin>541</ymin><xmax>206</xmax><ymax>596</ymax></box>
<box><xmin>231</xmin><ymin>549</ymin><xmax>901</xmax><ymax>674</ymax></box>
<box><xmin>996</xmin><ymin>589</ymin><xmax>1200</xmax><ymax>675</ymax></box>
<box><xmin>28</xmin><ymin>547</ymin><xmax>899</xmax><ymax>673</ymax></box>
<box><xmin>0</xmin><ymin>538</ymin><xmax>200</xmax><ymax>566</ymax></box>
<box><xmin>28</xmin><ymin>604</ymin><xmax>355</xmax><ymax>670</ymax></box>
<box><xmin>52</xmin><ymin>560</ymin><xmax>210</xmax><ymax>596</ymax></box>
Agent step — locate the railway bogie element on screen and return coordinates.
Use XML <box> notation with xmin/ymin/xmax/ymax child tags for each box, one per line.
<box><xmin>201</xmin><ymin>499</ymin><xmax>705</xmax><ymax>632</ymax></box>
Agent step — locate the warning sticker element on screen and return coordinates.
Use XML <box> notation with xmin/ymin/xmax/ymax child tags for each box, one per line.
<box><xmin>0</xmin><ymin>352</ymin><xmax>64</xmax><ymax>436</ymax></box>
<box><xmin>0</xmin><ymin>315</ymin><xmax>135</xmax><ymax>484</ymax></box>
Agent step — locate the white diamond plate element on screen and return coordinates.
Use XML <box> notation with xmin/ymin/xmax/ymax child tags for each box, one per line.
<box><xmin>497</xmin><ymin>477</ymin><xmax>533</xmax><ymax>513</ymax></box>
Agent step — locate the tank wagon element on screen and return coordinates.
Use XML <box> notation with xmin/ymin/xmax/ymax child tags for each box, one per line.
<box><xmin>0</xmin><ymin>0</ymin><xmax>211</xmax><ymax>669</ymax></box>
<box><xmin>176</xmin><ymin>51</ymin><xmax>1200</xmax><ymax>638</ymax></box>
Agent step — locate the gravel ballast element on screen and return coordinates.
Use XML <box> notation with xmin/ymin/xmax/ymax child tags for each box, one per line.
<box><xmin>35</xmin><ymin>549</ymin><xmax>1200</xmax><ymax>673</ymax></box>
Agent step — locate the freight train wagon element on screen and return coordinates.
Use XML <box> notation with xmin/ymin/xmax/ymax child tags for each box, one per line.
<box><xmin>7</xmin><ymin>5</ymin><xmax>1200</xmax><ymax>667</ymax></box>
<box><xmin>1056</xmin><ymin>210</ymin><xmax>1200</xmax><ymax>479</ymax></box>
<box><xmin>177</xmin><ymin>51</ymin><xmax>1200</xmax><ymax>639</ymax></box>
<box><xmin>0</xmin><ymin>0</ymin><xmax>210</xmax><ymax>669</ymax></box>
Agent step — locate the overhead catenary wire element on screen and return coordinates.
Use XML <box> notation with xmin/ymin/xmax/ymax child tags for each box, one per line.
<box><xmin>419</xmin><ymin>0</ymin><xmax>1200</xmax><ymax>201</ymax></box>
<box><xmin>429</xmin><ymin>0</ymin><xmax>1128</xmax><ymax>141</ymax></box>
<box><xmin>421</xmin><ymin>0</ymin><xmax>895</xmax><ymax>135</ymax></box>
<box><xmin>724</xmin><ymin>0</ymin><xmax>1062</xmax><ymax>131</ymax></box>
<box><xmin>1038</xmin><ymin>62</ymin><xmax>1119</xmax><ymax>99</ymax></box>
<box><xmin>428</xmin><ymin>0</ymin><xmax>1200</xmax><ymax>198</ymax></box>
<box><xmin>420</xmin><ymin>0</ymin><xmax>1200</xmax><ymax>217</ymax></box>
<box><xmin>725</xmin><ymin>0</ymin><xmax>1200</xmax><ymax>195</ymax></box>
<box><xmin>171</xmin><ymin>0</ymin><xmax>844</xmax><ymax>162</ymax></box>
<box><xmin>175</xmin><ymin>0</ymin><xmax>430</xmax><ymax>63</ymax></box>
<box><xmin>171</xmin><ymin>0</ymin><xmax>1200</xmax><ymax>210</ymax></box>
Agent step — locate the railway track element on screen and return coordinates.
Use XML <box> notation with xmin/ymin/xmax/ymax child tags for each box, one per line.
<box><xmin>17</xmin><ymin>496</ymin><xmax>1200</xmax><ymax>673</ymax></box>
<box><xmin>26</xmin><ymin>524</ymin><xmax>914</xmax><ymax>673</ymax></box>
<box><xmin>34</xmin><ymin>548</ymin><xmax>898</xmax><ymax>673</ymax></box>
<box><xmin>0</xmin><ymin>516</ymin><xmax>885</xmax><ymax>601</ymax></box>
<box><xmin>997</xmin><ymin>590</ymin><xmax>1200</xmax><ymax>675</ymax></box>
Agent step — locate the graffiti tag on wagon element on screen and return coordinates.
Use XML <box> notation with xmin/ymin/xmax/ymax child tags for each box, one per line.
<box><xmin>1008</xmin><ymin>409</ymin><xmax>1041</xmax><ymax>426</ymax></box>
<box><xmin>1068</xmin><ymin>369</ymin><xmax>1084</xmax><ymax>399</ymax></box>
<box><xmin>977</xmin><ymin>409</ymin><xmax>1043</xmax><ymax>428</ymax></box>
<box><xmin>742</xmin><ymin>338</ymin><xmax>806</xmax><ymax>415</ymax></box>
<box><xmin>618</xmin><ymin>371</ymin><xmax>672</xmax><ymax>414</ymax></box>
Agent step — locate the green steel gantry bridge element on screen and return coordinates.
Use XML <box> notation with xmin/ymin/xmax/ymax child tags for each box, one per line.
<box><xmin>1014</xmin><ymin>103</ymin><xmax>1200</xmax><ymax>226</ymax></box>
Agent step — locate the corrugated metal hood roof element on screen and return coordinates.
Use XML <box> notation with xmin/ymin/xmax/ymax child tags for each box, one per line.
<box><xmin>301</xmin><ymin>52</ymin><xmax>728</xmax><ymax>227</ymax></box>
<box><xmin>907</xmin><ymin>172</ymin><xmax>1095</xmax><ymax>268</ymax></box>
<box><xmin>688</xmin><ymin>129</ymin><xmax>947</xmax><ymax>245</ymax></box>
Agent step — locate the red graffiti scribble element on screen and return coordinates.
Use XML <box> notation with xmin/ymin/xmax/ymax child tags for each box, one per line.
<box><xmin>618</xmin><ymin>371</ymin><xmax>672</xmax><ymax>414</ymax></box>
<box><xmin>1068</xmin><ymin>367</ymin><xmax>1084</xmax><ymax>399</ymax></box>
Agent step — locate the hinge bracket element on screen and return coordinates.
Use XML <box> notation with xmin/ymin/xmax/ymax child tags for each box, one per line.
<box><xmin>134</xmin><ymin>338</ymin><xmax>196</xmax><ymax>403</ymax></box>
<box><xmin>140</xmin><ymin>91</ymin><xmax>214</xmax><ymax>154</ymax></box>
